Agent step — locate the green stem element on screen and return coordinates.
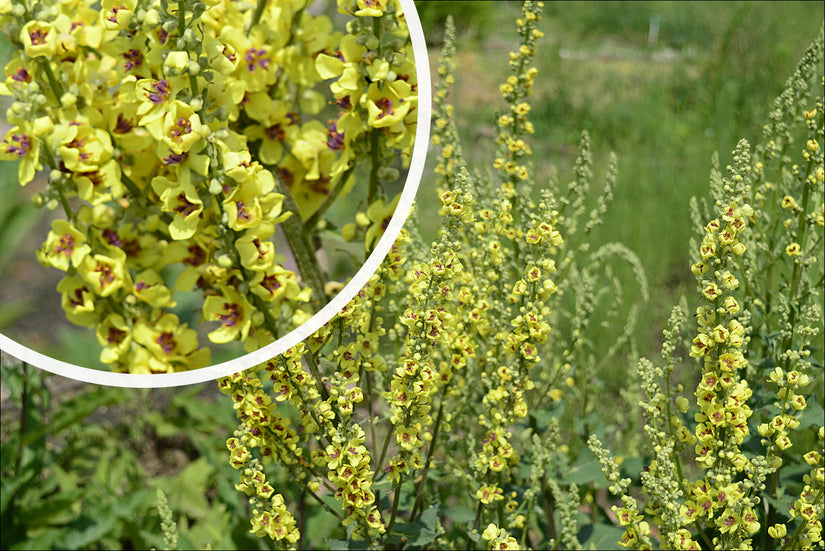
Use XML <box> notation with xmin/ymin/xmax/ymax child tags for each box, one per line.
<box><xmin>272</xmin><ymin>171</ymin><xmax>328</xmax><ymax>309</ymax></box>
<box><xmin>780</xmin><ymin>139</ymin><xmax>819</xmax><ymax>370</ymax></box>
<box><xmin>373</xmin><ymin>418</ymin><xmax>394</xmax><ymax>484</ymax></box>
<box><xmin>408</xmin><ymin>380</ymin><xmax>450</xmax><ymax>522</ymax></box>
<box><xmin>365</xmin><ymin>369</ymin><xmax>378</xmax><ymax>463</ymax></box>
<box><xmin>368</xmin><ymin>127</ymin><xmax>381</xmax><ymax>207</ymax></box>
<box><xmin>781</xmin><ymin>487</ymin><xmax>824</xmax><ymax>551</ymax></box>
<box><xmin>249</xmin><ymin>0</ymin><xmax>268</xmax><ymax>32</ymax></box>
<box><xmin>303</xmin><ymin>350</ymin><xmax>331</xmax><ymax>404</ymax></box>
<box><xmin>304</xmin><ymin>163</ymin><xmax>356</xmax><ymax>231</ymax></box>
<box><xmin>5</xmin><ymin>361</ymin><xmax>30</xmax><ymax>526</ymax></box>
<box><xmin>385</xmin><ymin>482</ymin><xmax>403</xmax><ymax>536</ymax></box>
<box><xmin>38</xmin><ymin>59</ymin><xmax>63</xmax><ymax>102</ymax></box>
<box><xmin>268</xmin><ymin>430</ymin><xmax>339</xmax><ymax>517</ymax></box>
<box><xmin>119</xmin><ymin>171</ymin><xmax>142</xmax><ymax>198</ymax></box>
<box><xmin>471</xmin><ymin>500</ymin><xmax>484</xmax><ymax>533</ymax></box>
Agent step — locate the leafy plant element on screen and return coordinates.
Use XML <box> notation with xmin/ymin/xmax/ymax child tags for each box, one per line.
<box><xmin>217</xmin><ymin>4</ymin><xmax>648</xmax><ymax>548</ymax></box>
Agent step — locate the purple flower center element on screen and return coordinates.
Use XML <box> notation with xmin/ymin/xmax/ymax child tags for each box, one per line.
<box><xmin>147</xmin><ymin>79</ymin><xmax>171</xmax><ymax>104</ymax></box>
<box><xmin>114</xmin><ymin>113</ymin><xmax>134</xmax><ymax>134</ymax></box>
<box><xmin>5</xmin><ymin>133</ymin><xmax>32</xmax><ymax>158</ymax></box>
<box><xmin>155</xmin><ymin>332</ymin><xmax>177</xmax><ymax>354</ymax></box>
<box><xmin>326</xmin><ymin>120</ymin><xmax>345</xmax><ymax>150</ymax></box>
<box><xmin>107</xmin><ymin>326</ymin><xmax>127</xmax><ymax>344</ymax></box>
<box><xmin>12</xmin><ymin>68</ymin><xmax>31</xmax><ymax>82</ymax></box>
<box><xmin>375</xmin><ymin>98</ymin><xmax>394</xmax><ymax>119</ymax></box>
<box><xmin>217</xmin><ymin>303</ymin><xmax>242</xmax><ymax>327</ymax></box>
<box><xmin>29</xmin><ymin>28</ymin><xmax>49</xmax><ymax>46</ymax></box>
<box><xmin>55</xmin><ymin>234</ymin><xmax>75</xmax><ymax>256</ymax></box>
<box><xmin>244</xmin><ymin>48</ymin><xmax>270</xmax><ymax>72</ymax></box>
<box><xmin>162</xmin><ymin>151</ymin><xmax>188</xmax><ymax>165</ymax></box>
<box><xmin>123</xmin><ymin>49</ymin><xmax>143</xmax><ymax>71</ymax></box>
<box><xmin>173</xmin><ymin>192</ymin><xmax>199</xmax><ymax>216</ymax></box>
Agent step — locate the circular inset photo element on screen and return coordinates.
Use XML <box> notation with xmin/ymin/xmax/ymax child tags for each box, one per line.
<box><xmin>0</xmin><ymin>0</ymin><xmax>430</xmax><ymax>386</ymax></box>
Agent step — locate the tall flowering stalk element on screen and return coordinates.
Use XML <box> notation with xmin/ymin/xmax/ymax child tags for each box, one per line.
<box><xmin>0</xmin><ymin>0</ymin><xmax>417</xmax><ymax>372</ymax></box>
<box><xmin>219</xmin><ymin>4</ymin><xmax>648</xmax><ymax>549</ymax></box>
<box><xmin>590</xmin><ymin>27</ymin><xmax>824</xmax><ymax>551</ymax></box>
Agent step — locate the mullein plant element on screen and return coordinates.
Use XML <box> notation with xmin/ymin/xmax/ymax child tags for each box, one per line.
<box><xmin>220</xmin><ymin>3</ymin><xmax>648</xmax><ymax>549</ymax></box>
<box><xmin>0</xmin><ymin>0</ymin><xmax>417</xmax><ymax>373</ymax></box>
<box><xmin>589</xmin><ymin>28</ymin><xmax>824</xmax><ymax>551</ymax></box>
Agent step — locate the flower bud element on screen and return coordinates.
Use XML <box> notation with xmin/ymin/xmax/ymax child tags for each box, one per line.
<box><xmin>60</xmin><ymin>92</ymin><xmax>77</xmax><ymax>108</ymax></box>
<box><xmin>144</xmin><ymin>8</ymin><xmax>160</xmax><ymax>26</ymax></box>
<box><xmin>164</xmin><ymin>51</ymin><xmax>190</xmax><ymax>74</ymax></box>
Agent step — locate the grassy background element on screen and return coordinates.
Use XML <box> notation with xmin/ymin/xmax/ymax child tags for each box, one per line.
<box><xmin>418</xmin><ymin>0</ymin><xmax>824</xmax><ymax>357</ymax></box>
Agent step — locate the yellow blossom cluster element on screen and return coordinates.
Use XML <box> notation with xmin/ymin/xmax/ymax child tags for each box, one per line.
<box><xmin>0</xmin><ymin>0</ymin><xmax>417</xmax><ymax>373</ymax></box>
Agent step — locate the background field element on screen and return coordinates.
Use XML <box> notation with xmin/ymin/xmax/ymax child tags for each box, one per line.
<box><xmin>1</xmin><ymin>2</ymin><xmax>823</xmax><ymax>549</ymax></box>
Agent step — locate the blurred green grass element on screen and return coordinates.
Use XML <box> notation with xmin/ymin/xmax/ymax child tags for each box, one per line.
<box><xmin>419</xmin><ymin>0</ymin><xmax>824</xmax><ymax>358</ymax></box>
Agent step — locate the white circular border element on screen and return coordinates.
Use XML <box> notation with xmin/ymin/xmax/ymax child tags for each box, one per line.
<box><xmin>0</xmin><ymin>0</ymin><xmax>431</xmax><ymax>388</ymax></box>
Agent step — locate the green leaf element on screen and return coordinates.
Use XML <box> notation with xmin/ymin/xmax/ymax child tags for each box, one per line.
<box><xmin>143</xmin><ymin>410</ymin><xmax>186</xmax><ymax>438</ymax></box>
<box><xmin>326</xmin><ymin>538</ymin><xmax>369</xmax><ymax>550</ymax></box>
<box><xmin>580</xmin><ymin>522</ymin><xmax>625</xmax><ymax>549</ymax></box>
<box><xmin>561</xmin><ymin>451</ymin><xmax>604</xmax><ymax>485</ymax></box>
<box><xmin>17</xmin><ymin>487</ymin><xmax>84</xmax><ymax>527</ymax></box>
<box><xmin>10</xmin><ymin>527</ymin><xmax>62</xmax><ymax>551</ymax></box>
<box><xmin>153</xmin><ymin>457</ymin><xmax>216</xmax><ymax>520</ymax></box>
<box><xmin>385</xmin><ymin>507</ymin><xmax>440</xmax><ymax>547</ymax></box>
<box><xmin>798</xmin><ymin>399</ymin><xmax>824</xmax><ymax>428</ymax></box>
<box><xmin>58</xmin><ymin>489</ymin><xmax>154</xmax><ymax>550</ymax></box>
<box><xmin>444</xmin><ymin>504</ymin><xmax>476</xmax><ymax>524</ymax></box>
<box><xmin>22</xmin><ymin>388</ymin><xmax>122</xmax><ymax>447</ymax></box>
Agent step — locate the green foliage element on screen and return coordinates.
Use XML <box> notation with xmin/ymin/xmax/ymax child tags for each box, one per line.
<box><xmin>415</xmin><ymin>1</ymin><xmax>501</xmax><ymax>46</ymax></box>
<box><xmin>0</xmin><ymin>355</ymin><xmax>263</xmax><ymax>550</ymax></box>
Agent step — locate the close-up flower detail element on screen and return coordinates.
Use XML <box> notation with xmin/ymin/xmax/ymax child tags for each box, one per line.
<box><xmin>0</xmin><ymin>0</ymin><xmax>418</xmax><ymax>373</ymax></box>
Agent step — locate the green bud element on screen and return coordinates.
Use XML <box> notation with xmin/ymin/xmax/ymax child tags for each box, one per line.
<box><xmin>60</xmin><ymin>92</ymin><xmax>77</xmax><ymax>108</ymax></box>
<box><xmin>144</xmin><ymin>8</ymin><xmax>160</xmax><ymax>26</ymax></box>
<box><xmin>216</xmin><ymin>254</ymin><xmax>233</xmax><ymax>268</ymax></box>
<box><xmin>378</xmin><ymin>167</ymin><xmax>399</xmax><ymax>181</ymax></box>
<box><xmin>209</xmin><ymin>179</ymin><xmax>223</xmax><ymax>195</ymax></box>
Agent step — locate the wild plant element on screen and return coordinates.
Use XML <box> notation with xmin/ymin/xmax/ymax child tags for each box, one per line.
<box><xmin>589</xmin><ymin>27</ymin><xmax>824</xmax><ymax>551</ymax></box>
<box><xmin>219</xmin><ymin>3</ymin><xmax>648</xmax><ymax>548</ymax></box>
<box><xmin>0</xmin><ymin>0</ymin><xmax>417</xmax><ymax>372</ymax></box>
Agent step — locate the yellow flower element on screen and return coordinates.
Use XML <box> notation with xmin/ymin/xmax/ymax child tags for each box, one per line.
<box><xmin>203</xmin><ymin>286</ymin><xmax>254</xmax><ymax>343</ymax></box>
<box><xmin>79</xmin><ymin>250</ymin><xmax>128</xmax><ymax>297</ymax></box>
<box><xmin>0</xmin><ymin>125</ymin><xmax>41</xmax><ymax>185</ymax></box>
<box><xmin>365</xmin><ymin>80</ymin><xmax>414</xmax><ymax>129</ymax></box>
<box><xmin>37</xmin><ymin>220</ymin><xmax>91</xmax><ymax>271</ymax></box>
<box><xmin>702</xmin><ymin>283</ymin><xmax>721</xmax><ymax>300</ymax></box>
<box><xmin>20</xmin><ymin>20</ymin><xmax>57</xmax><ymax>58</ymax></box>
<box><xmin>781</xmin><ymin>195</ymin><xmax>799</xmax><ymax>210</ymax></box>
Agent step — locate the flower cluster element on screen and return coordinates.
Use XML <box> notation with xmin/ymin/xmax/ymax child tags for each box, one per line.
<box><xmin>217</xmin><ymin>241</ymin><xmax>414</xmax><ymax>544</ymax></box>
<box><xmin>688</xmin><ymin>143</ymin><xmax>754</xmax><ymax>485</ymax></box>
<box><xmin>590</xmin><ymin>28</ymin><xmax>823</xmax><ymax>551</ymax></box>
<box><xmin>492</xmin><ymin>0</ymin><xmax>543</xmax><ymax>189</ymax></box>
<box><xmin>481</xmin><ymin>523</ymin><xmax>519</xmax><ymax>551</ymax></box>
<box><xmin>219</xmin><ymin>5</ymin><xmax>648</xmax><ymax>548</ymax></box>
<box><xmin>0</xmin><ymin>0</ymin><xmax>417</xmax><ymax>372</ymax></box>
